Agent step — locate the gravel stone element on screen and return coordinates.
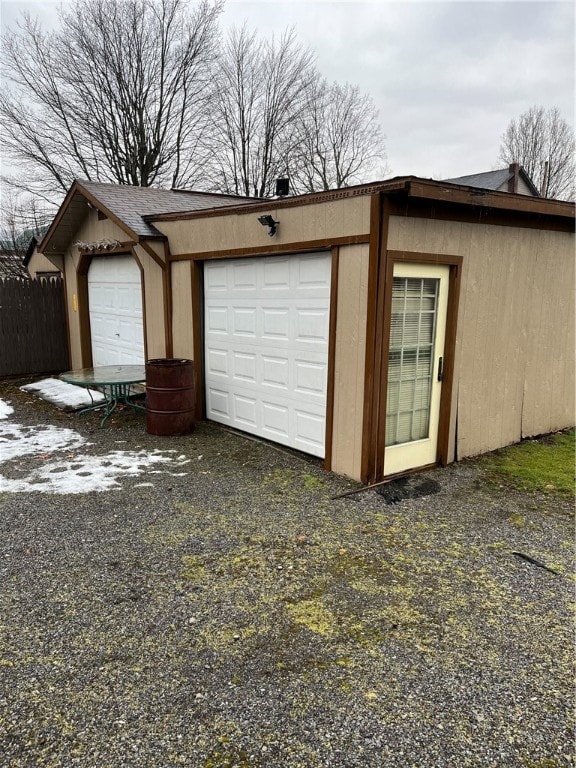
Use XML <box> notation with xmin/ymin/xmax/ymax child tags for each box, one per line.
<box><xmin>0</xmin><ymin>378</ymin><xmax>574</xmax><ymax>767</ymax></box>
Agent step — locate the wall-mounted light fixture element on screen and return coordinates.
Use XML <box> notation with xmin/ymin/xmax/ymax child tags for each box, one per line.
<box><xmin>258</xmin><ymin>214</ymin><xmax>279</xmax><ymax>237</ymax></box>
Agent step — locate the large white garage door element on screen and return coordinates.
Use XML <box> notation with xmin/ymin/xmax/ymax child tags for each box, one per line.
<box><xmin>88</xmin><ymin>255</ymin><xmax>145</xmax><ymax>366</ymax></box>
<box><xmin>204</xmin><ymin>252</ymin><xmax>331</xmax><ymax>457</ymax></box>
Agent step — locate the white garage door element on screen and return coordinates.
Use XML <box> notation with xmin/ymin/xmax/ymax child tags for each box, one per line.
<box><xmin>88</xmin><ymin>255</ymin><xmax>145</xmax><ymax>366</ymax></box>
<box><xmin>204</xmin><ymin>253</ymin><xmax>331</xmax><ymax>458</ymax></box>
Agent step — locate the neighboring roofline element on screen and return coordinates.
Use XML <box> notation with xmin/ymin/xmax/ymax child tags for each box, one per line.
<box><xmin>146</xmin><ymin>175</ymin><xmax>575</xmax><ymax>224</ymax></box>
<box><xmin>516</xmin><ymin>167</ymin><xmax>540</xmax><ymax>196</ymax></box>
<box><xmin>23</xmin><ymin>236</ymin><xmax>38</xmax><ymax>267</ymax></box>
<box><xmin>443</xmin><ymin>165</ymin><xmax>541</xmax><ymax>197</ymax></box>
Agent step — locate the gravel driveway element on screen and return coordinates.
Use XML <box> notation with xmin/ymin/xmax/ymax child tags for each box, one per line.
<box><xmin>1</xmin><ymin>378</ymin><xmax>574</xmax><ymax>768</ymax></box>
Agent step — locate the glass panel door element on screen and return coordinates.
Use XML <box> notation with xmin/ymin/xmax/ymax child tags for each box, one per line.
<box><xmin>384</xmin><ymin>263</ymin><xmax>449</xmax><ymax>476</ymax></box>
<box><xmin>386</xmin><ymin>277</ymin><xmax>439</xmax><ymax>446</ymax></box>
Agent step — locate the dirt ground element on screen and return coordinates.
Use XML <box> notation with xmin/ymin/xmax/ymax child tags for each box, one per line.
<box><xmin>1</xmin><ymin>377</ymin><xmax>574</xmax><ymax>768</ymax></box>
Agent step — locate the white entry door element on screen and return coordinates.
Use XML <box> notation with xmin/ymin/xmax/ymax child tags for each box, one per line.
<box><xmin>384</xmin><ymin>262</ymin><xmax>449</xmax><ymax>475</ymax></box>
<box><xmin>87</xmin><ymin>255</ymin><xmax>145</xmax><ymax>366</ymax></box>
<box><xmin>204</xmin><ymin>253</ymin><xmax>331</xmax><ymax>457</ymax></box>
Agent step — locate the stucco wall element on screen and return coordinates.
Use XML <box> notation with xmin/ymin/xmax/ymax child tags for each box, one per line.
<box><xmin>155</xmin><ymin>196</ymin><xmax>371</xmax><ymax>255</ymax></box>
<box><xmin>387</xmin><ymin>215</ymin><xmax>575</xmax><ymax>459</ymax></box>
<box><xmin>331</xmin><ymin>244</ymin><xmax>369</xmax><ymax>479</ymax></box>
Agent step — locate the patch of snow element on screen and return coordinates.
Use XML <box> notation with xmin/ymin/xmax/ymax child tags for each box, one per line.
<box><xmin>0</xmin><ymin>449</ymin><xmax>190</xmax><ymax>494</ymax></box>
<box><xmin>0</xmin><ymin>395</ymin><xmax>189</xmax><ymax>494</ymax></box>
<box><xmin>20</xmin><ymin>378</ymin><xmax>105</xmax><ymax>410</ymax></box>
<box><xmin>0</xmin><ymin>422</ymin><xmax>86</xmax><ymax>461</ymax></box>
<box><xmin>0</xmin><ymin>399</ymin><xmax>14</xmax><ymax>420</ymax></box>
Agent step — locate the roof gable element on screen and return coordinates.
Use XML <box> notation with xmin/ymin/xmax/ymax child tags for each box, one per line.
<box><xmin>443</xmin><ymin>165</ymin><xmax>540</xmax><ymax>196</ymax></box>
<box><xmin>40</xmin><ymin>180</ymin><xmax>258</xmax><ymax>255</ymax></box>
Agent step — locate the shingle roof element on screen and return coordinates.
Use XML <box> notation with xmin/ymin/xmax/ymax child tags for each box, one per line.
<box><xmin>79</xmin><ymin>180</ymin><xmax>257</xmax><ymax>238</ymax></box>
<box><xmin>442</xmin><ymin>167</ymin><xmax>540</xmax><ymax>196</ymax></box>
<box><xmin>442</xmin><ymin>169</ymin><xmax>513</xmax><ymax>191</ymax></box>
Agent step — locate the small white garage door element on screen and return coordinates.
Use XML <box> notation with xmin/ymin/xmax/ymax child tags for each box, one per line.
<box><xmin>88</xmin><ymin>255</ymin><xmax>145</xmax><ymax>366</ymax></box>
<box><xmin>204</xmin><ymin>252</ymin><xmax>331</xmax><ymax>457</ymax></box>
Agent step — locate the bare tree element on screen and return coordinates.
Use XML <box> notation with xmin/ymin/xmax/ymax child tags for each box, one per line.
<box><xmin>206</xmin><ymin>26</ymin><xmax>316</xmax><ymax>197</ymax></box>
<box><xmin>0</xmin><ymin>190</ymin><xmax>51</xmax><ymax>277</ymax></box>
<box><xmin>498</xmin><ymin>106</ymin><xmax>575</xmax><ymax>200</ymax></box>
<box><xmin>0</xmin><ymin>0</ymin><xmax>222</xmax><ymax>200</ymax></box>
<box><xmin>289</xmin><ymin>80</ymin><xmax>388</xmax><ymax>193</ymax></box>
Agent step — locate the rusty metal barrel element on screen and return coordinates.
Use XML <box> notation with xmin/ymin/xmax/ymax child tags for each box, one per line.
<box><xmin>145</xmin><ymin>358</ymin><xmax>195</xmax><ymax>436</ymax></box>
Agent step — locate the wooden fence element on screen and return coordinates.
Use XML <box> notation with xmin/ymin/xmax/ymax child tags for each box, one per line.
<box><xmin>0</xmin><ymin>277</ymin><xmax>69</xmax><ymax>377</ymax></box>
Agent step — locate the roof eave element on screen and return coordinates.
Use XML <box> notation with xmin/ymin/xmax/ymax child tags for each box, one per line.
<box><xmin>39</xmin><ymin>179</ymin><xmax>168</xmax><ymax>256</ymax></box>
<box><xmin>405</xmin><ymin>179</ymin><xmax>574</xmax><ymax>218</ymax></box>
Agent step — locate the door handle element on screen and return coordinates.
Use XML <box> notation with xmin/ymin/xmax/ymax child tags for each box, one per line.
<box><xmin>437</xmin><ymin>356</ymin><xmax>444</xmax><ymax>381</ymax></box>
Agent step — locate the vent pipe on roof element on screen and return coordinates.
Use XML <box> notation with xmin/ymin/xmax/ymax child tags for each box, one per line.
<box><xmin>275</xmin><ymin>178</ymin><xmax>289</xmax><ymax>197</ymax></box>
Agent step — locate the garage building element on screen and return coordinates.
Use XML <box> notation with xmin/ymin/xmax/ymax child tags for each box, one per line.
<box><xmin>34</xmin><ymin>176</ymin><xmax>575</xmax><ymax>484</ymax></box>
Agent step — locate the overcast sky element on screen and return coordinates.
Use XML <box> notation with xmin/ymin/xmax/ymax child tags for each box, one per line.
<box><xmin>0</xmin><ymin>0</ymin><xmax>574</xmax><ymax>182</ymax></box>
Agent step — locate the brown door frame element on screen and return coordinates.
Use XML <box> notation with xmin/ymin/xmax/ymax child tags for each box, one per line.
<box><xmin>370</xmin><ymin>248</ymin><xmax>462</xmax><ymax>483</ymax></box>
<box><xmin>76</xmin><ymin>248</ymin><xmax>147</xmax><ymax>368</ymax></box>
<box><xmin>191</xmin><ymin>247</ymin><xmax>339</xmax><ymax>468</ymax></box>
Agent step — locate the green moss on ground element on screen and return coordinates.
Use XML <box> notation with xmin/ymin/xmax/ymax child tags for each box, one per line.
<box><xmin>481</xmin><ymin>429</ymin><xmax>575</xmax><ymax>499</ymax></box>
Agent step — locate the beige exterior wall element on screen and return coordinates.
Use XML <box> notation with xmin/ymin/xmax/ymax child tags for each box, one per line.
<box><xmin>387</xmin><ymin>215</ymin><xmax>575</xmax><ymax>459</ymax></box>
<box><xmin>171</xmin><ymin>260</ymin><xmax>194</xmax><ymax>359</ymax></box>
<box><xmin>133</xmin><ymin>240</ymin><xmax>168</xmax><ymax>361</ymax></box>
<box><xmin>26</xmin><ymin>249</ymin><xmax>63</xmax><ymax>278</ymax></box>
<box><xmin>155</xmin><ymin>196</ymin><xmax>371</xmax><ymax>255</ymax></box>
<box><xmin>331</xmin><ymin>244</ymin><xmax>370</xmax><ymax>480</ymax></box>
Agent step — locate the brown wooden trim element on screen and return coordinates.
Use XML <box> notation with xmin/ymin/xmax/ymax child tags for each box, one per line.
<box><xmin>149</xmin><ymin>181</ymin><xmax>410</xmax><ymax>223</ymax></box>
<box><xmin>76</xmin><ymin>249</ymin><xmax>148</xmax><ymax>368</ymax></box>
<box><xmin>168</xmin><ymin>235</ymin><xmax>370</xmax><ymax>263</ymax></box>
<box><xmin>150</xmin><ymin>175</ymin><xmax>573</xmax><ymax>225</ymax></box>
<box><xmin>191</xmin><ymin>260</ymin><xmax>205</xmax><ymax>420</ymax></box>
<box><xmin>60</xmin><ymin>266</ymin><xmax>72</xmax><ymax>370</ymax></box>
<box><xmin>387</xmin><ymin>195</ymin><xmax>575</xmax><ymax>233</ymax></box>
<box><xmin>361</xmin><ymin>193</ymin><xmax>384</xmax><ymax>483</ymax></box>
<box><xmin>76</xmin><ymin>252</ymin><xmax>93</xmax><ymax>368</ymax></box>
<box><xmin>406</xmin><ymin>180</ymin><xmax>574</xmax><ymax>219</ymax></box>
<box><xmin>378</xmin><ymin>462</ymin><xmax>438</xmax><ymax>483</ymax></box>
<box><xmin>387</xmin><ymin>250</ymin><xmax>462</xmax><ymax>265</ymax></box>
<box><xmin>130</xmin><ymin>247</ymin><xmax>149</xmax><ymax>362</ymax></box>
<box><xmin>377</xmin><ymin>250</ymin><xmax>463</xmax><ymax>482</ymax></box>
<box><xmin>374</xmin><ymin>238</ymin><xmax>395</xmax><ymax>481</ymax></box>
<box><xmin>436</xmin><ymin>259</ymin><xmax>462</xmax><ymax>465</ymax></box>
<box><xmin>163</xmin><ymin>241</ymin><xmax>173</xmax><ymax>358</ymax></box>
<box><xmin>324</xmin><ymin>246</ymin><xmax>340</xmax><ymax>472</ymax></box>
<box><xmin>137</xmin><ymin>239</ymin><xmax>167</xmax><ymax>270</ymax></box>
<box><xmin>39</xmin><ymin>181</ymin><xmax>84</xmax><ymax>253</ymax></box>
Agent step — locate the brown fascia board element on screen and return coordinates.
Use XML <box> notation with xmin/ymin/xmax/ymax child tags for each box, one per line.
<box><xmin>145</xmin><ymin>178</ymin><xmax>413</xmax><ymax>223</ymax></box>
<box><xmin>406</xmin><ymin>179</ymin><xmax>575</xmax><ymax>220</ymax></box>
<box><xmin>38</xmin><ymin>180</ymin><xmax>84</xmax><ymax>253</ymax></box>
<box><xmin>145</xmin><ymin>175</ymin><xmax>574</xmax><ymax>226</ymax></box>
